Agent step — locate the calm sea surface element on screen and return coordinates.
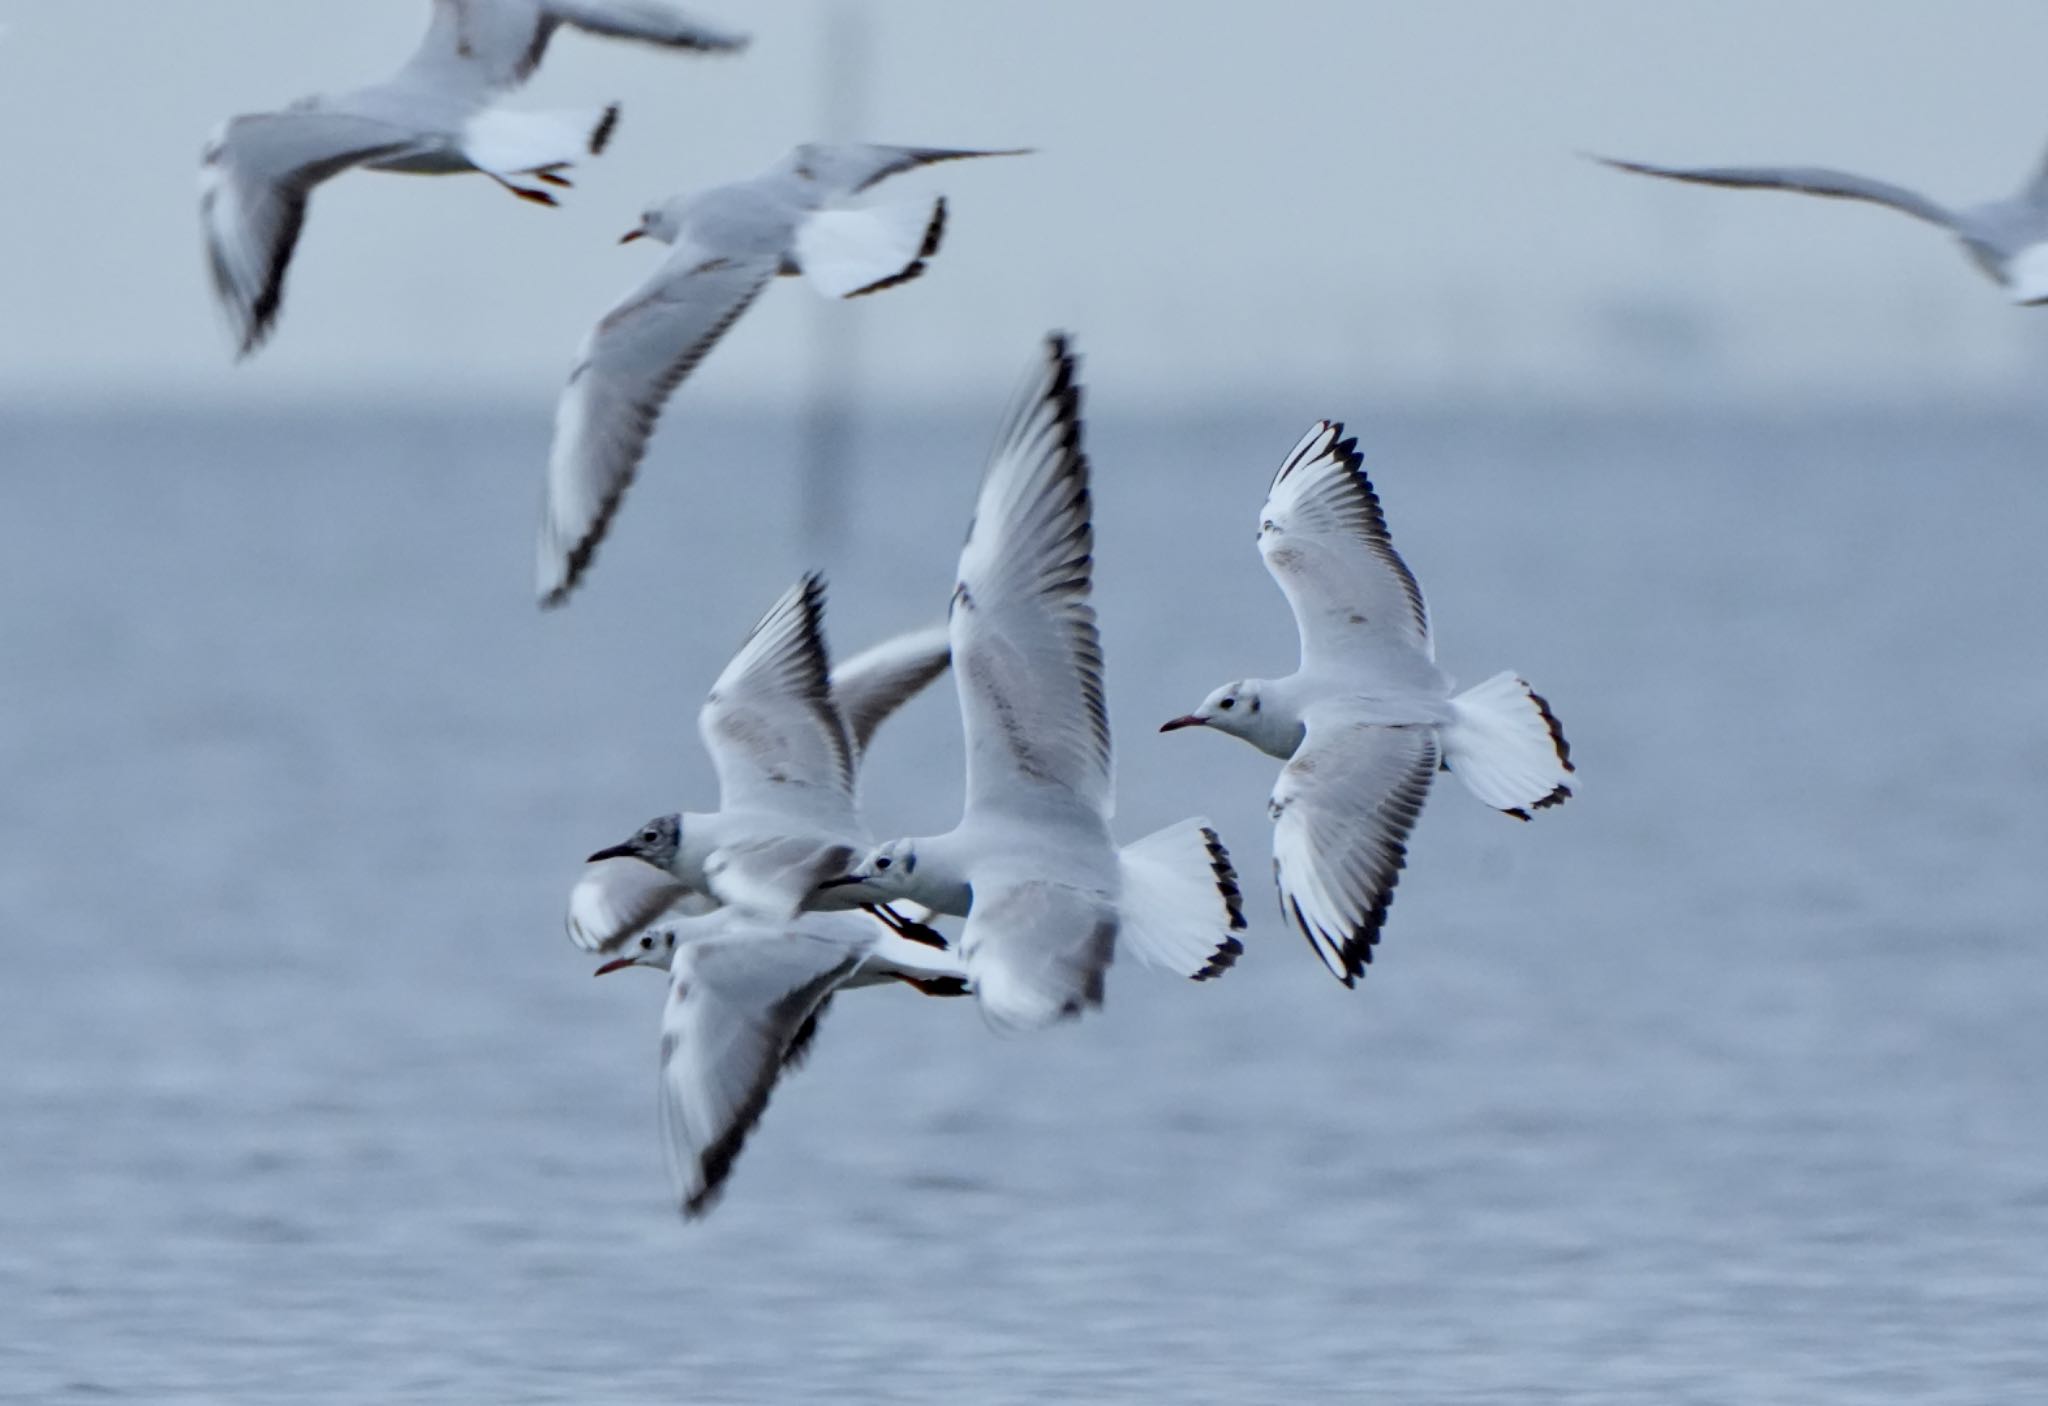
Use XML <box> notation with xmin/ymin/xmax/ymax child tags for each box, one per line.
<box><xmin>3</xmin><ymin>403</ymin><xmax>2045</xmax><ymax>1403</ymax></box>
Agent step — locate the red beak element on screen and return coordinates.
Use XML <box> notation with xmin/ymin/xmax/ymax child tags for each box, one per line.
<box><xmin>618</xmin><ymin>228</ymin><xmax>645</xmax><ymax>244</ymax></box>
<box><xmin>1159</xmin><ymin>715</ymin><xmax>1204</xmax><ymax>733</ymax></box>
<box><xmin>592</xmin><ymin>955</ymin><xmax>639</xmax><ymax>977</ymax></box>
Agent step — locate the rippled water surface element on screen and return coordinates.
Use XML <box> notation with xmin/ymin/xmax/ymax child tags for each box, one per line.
<box><xmin>3</xmin><ymin>404</ymin><xmax>2046</xmax><ymax>1403</ymax></box>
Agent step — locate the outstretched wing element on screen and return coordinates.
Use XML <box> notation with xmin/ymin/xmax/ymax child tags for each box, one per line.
<box><xmin>2022</xmin><ymin>140</ymin><xmax>2048</xmax><ymax>208</ymax></box>
<box><xmin>1595</xmin><ymin>155</ymin><xmax>1957</xmax><ymax>229</ymax></box>
<box><xmin>565</xmin><ymin>856</ymin><xmax>700</xmax><ymax>953</ymax></box>
<box><xmin>1269</xmin><ymin>702</ymin><xmax>1439</xmax><ymax>987</ymax></box>
<box><xmin>546</xmin><ymin>1</ymin><xmax>749</xmax><ymax>52</ymax></box>
<box><xmin>536</xmin><ymin>243</ymin><xmax>775</xmax><ymax>606</ymax></box>
<box><xmin>393</xmin><ymin>0</ymin><xmax>744</xmax><ymax>98</ymax></box>
<box><xmin>955</xmin><ymin>874</ymin><xmax>1116</xmax><ymax>1033</ymax></box>
<box><xmin>200</xmin><ymin>113</ymin><xmax>413</xmax><ymax>358</ymax></box>
<box><xmin>1259</xmin><ymin>420</ymin><xmax>1438</xmax><ymax>685</ymax></box>
<box><xmin>953</xmin><ymin>334</ymin><xmax>1113</xmax><ymax>826</ymax></box>
<box><xmin>783</xmin><ymin>143</ymin><xmax>1031</xmax><ymax>198</ymax></box>
<box><xmin>656</xmin><ymin>930</ymin><xmax>859</xmax><ymax>1218</ymax></box>
<box><xmin>698</xmin><ymin>575</ymin><xmax>857</xmax><ymax>827</ymax></box>
<box><xmin>828</xmin><ymin>623</ymin><xmax>951</xmax><ymax>764</ymax></box>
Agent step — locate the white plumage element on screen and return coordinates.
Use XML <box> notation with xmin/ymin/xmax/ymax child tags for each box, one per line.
<box><xmin>200</xmin><ymin>0</ymin><xmax>745</xmax><ymax>357</ymax></box>
<box><xmin>1162</xmin><ymin>421</ymin><xmax>1574</xmax><ymax>986</ymax></box>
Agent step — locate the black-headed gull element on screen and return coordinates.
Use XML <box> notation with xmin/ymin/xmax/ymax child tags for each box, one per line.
<box><xmin>582</xmin><ymin>576</ymin><xmax>952</xmax><ymax>935</ymax></box>
<box><xmin>593</xmin><ymin>903</ymin><xmax>966</xmax><ymax>1219</ymax></box>
<box><xmin>824</xmin><ymin>335</ymin><xmax>1248</xmax><ymax>1032</ymax></box>
<box><xmin>1593</xmin><ymin>146</ymin><xmax>2048</xmax><ymax>306</ymax></box>
<box><xmin>535</xmin><ymin>143</ymin><xmax>1028</xmax><ymax>606</ymax></box>
<box><xmin>1160</xmin><ymin>421</ymin><xmax>1574</xmax><ymax>987</ymax></box>
<box><xmin>201</xmin><ymin>0</ymin><xmax>746</xmax><ymax>358</ymax></box>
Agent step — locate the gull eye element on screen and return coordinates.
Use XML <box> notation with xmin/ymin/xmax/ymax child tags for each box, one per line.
<box><xmin>1218</xmin><ymin>698</ymin><xmax>1235</xmax><ymax>711</ymax></box>
<box><xmin>639</xmin><ymin>935</ymin><xmax>654</xmax><ymax>950</ymax></box>
<box><xmin>874</xmin><ymin>856</ymin><xmax>892</xmax><ymax>871</ymax></box>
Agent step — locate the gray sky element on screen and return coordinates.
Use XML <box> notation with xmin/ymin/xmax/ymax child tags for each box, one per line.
<box><xmin>2</xmin><ymin>0</ymin><xmax>2045</xmax><ymax>411</ymax></box>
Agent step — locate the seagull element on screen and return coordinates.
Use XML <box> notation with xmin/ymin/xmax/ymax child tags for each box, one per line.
<box><xmin>534</xmin><ymin>142</ymin><xmax>1028</xmax><ymax>606</ymax></box>
<box><xmin>1159</xmin><ymin>421</ymin><xmax>1575</xmax><ymax>987</ymax></box>
<box><xmin>1593</xmin><ymin>145</ymin><xmax>2048</xmax><ymax>305</ymax></box>
<box><xmin>592</xmin><ymin>902</ymin><xmax>967</xmax><ymax>1219</ymax></box>
<box><xmin>582</xmin><ymin>575</ymin><xmax>954</xmax><ymax>938</ymax></box>
<box><xmin>823</xmin><ymin>335</ymin><xmax>1248</xmax><ymax>1032</ymax></box>
<box><xmin>201</xmin><ymin>0</ymin><xmax>747</xmax><ymax>358</ymax></box>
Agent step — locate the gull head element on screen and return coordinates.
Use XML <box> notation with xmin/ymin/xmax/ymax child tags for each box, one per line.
<box><xmin>823</xmin><ymin>839</ymin><xmax>921</xmax><ymax>899</ymax></box>
<box><xmin>588</xmin><ymin>813</ymin><xmax>682</xmax><ymax>871</ymax></box>
<box><xmin>1161</xmin><ymin>681</ymin><xmax>1267</xmax><ymax>740</ymax></box>
<box><xmin>592</xmin><ymin>924</ymin><xmax>678</xmax><ymax>977</ymax></box>
<box><xmin>619</xmin><ymin>198</ymin><xmax>688</xmax><ymax>246</ymax></box>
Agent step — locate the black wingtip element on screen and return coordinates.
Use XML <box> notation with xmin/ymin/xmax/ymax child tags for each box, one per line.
<box><xmin>590</xmin><ymin>104</ymin><xmax>621</xmax><ymax>156</ymax></box>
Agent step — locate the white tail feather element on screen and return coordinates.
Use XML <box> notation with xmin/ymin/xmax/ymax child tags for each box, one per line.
<box><xmin>463</xmin><ymin>104</ymin><xmax>615</xmax><ymax>190</ymax></box>
<box><xmin>1116</xmin><ymin>819</ymin><xmax>1246</xmax><ymax>981</ymax></box>
<box><xmin>794</xmin><ymin>196</ymin><xmax>945</xmax><ymax>299</ymax></box>
<box><xmin>1442</xmin><ymin>671</ymin><xmax>1575</xmax><ymax>819</ymax></box>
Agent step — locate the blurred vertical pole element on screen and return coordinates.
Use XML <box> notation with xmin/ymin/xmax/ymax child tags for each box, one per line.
<box><xmin>799</xmin><ymin>0</ymin><xmax>873</xmax><ymax>568</ymax></box>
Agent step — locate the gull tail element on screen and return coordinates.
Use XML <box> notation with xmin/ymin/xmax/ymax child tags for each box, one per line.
<box><xmin>1115</xmin><ymin>819</ymin><xmax>1247</xmax><ymax>981</ymax></box>
<box><xmin>1441</xmin><ymin>671</ymin><xmax>1575</xmax><ymax>819</ymax></box>
<box><xmin>462</xmin><ymin>103</ymin><xmax>619</xmax><ymax>204</ymax></box>
<box><xmin>793</xmin><ymin>195</ymin><xmax>947</xmax><ymax>299</ymax></box>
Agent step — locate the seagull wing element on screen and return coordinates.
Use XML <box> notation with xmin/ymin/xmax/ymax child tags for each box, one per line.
<box><xmin>698</xmin><ymin>574</ymin><xmax>858</xmax><ymax>826</ymax></box>
<box><xmin>1269</xmin><ymin>701</ymin><xmax>1439</xmax><ymax>987</ymax></box>
<box><xmin>536</xmin><ymin>242</ymin><xmax>776</xmax><ymax>606</ymax></box>
<box><xmin>389</xmin><ymin>0</ymin><xmax>551</xmax><ymax>96</ymax></box>
<box><xmin>656</xmin><ymin>928</ymin><xmax>860</xmax><ymax>1218</ymax></box>
<box><xmin>783</xmin><ymin>143</ymin><xmax>1032</xmax><ymax>198</ymax></box>
<box><xmin>200</xmin><ymin>113</ymin><xmax>415</xmax><ymax>358</ymax></box>
<box><xmin>2022</xmin><ymin>140</ymin><xmax>2048</xmax><ymax>209</ymax></box>
<box><xmin>565</xmin><ymin>856</ymin><xmax>698</xmax><ymax>953</ymax></box>
<box><xmin>392</xmin><ymin>0</ymin><xmax>742</xmax><ymax>98</ymax></box>
<box><xmin>1258</xmin><ymin>420</ymin><xmax>1437</xmax><ymax>682</ymax></box>
<box><xmin>829</xmin><ymin>623</ymin><xmax>951</xmax><ymax>763</ymax></box>
<box><xmin>955</xmin><ymin>873</ymin><xmax>1117</xmax><ymax>1032</ymax></box>
<box><xmin>1595</xmin><ymin>155</ymin><xmax>1958</xmax><ymax>230</ymax></box>
<box><xmin>545</xmin><ymin>1</ymin><xmax>749</xmax><ymax>52</ymax></box>
<box><xmin>953</xmin><ymin>334</ymin><xmax>1113</xmax><ymax>826</ymax></box>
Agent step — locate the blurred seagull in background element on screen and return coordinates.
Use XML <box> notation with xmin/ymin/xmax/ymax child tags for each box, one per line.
<box><xmin>593</xmin><ymin>902</ymin><xmax>966</xmax><ymax>1219</ymax></box>
<box><xmin>201</xmin><ymin>0</ymin><xmax>747</xmax><ymax>357</ymax></box>
<box><xmin>825</xmin><ymin>335</ymin><xmax>1247</xmax><ymax>1032</ymax></box>
<box><xmin>579</xmin><ymin>576</ymin><xmax>953</xmax><ymax>940</ymax></box>
<box><xmin>1160</xmin><ymin>421</ymin><xmax>1574</xmax><ymax>988</ymax></box>
<box><xmin>535</xmin><ymin>143</ymin><xmax>1028</xmax><ymax>607</ymax></box>
<box><xmin>1593</xmin><ymin>144</ymin><xmax>2048</xmax><ymax>306</ymax></box>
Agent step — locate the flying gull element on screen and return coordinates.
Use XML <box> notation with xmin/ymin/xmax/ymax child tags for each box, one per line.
<box><xmin>202</xmin><ymin>0</ymin><xmax>746</xmax><ymax>357</ymax></box>
<box><xmin>825</xmin><ymin>335</ymin><xmax>1247</xmax><ymax>1031</ymax></box>
<box><xmin>1160</xmin><ymin>421</ymin><xmax>1574</xmax><ymax>986</ymax></box>
<box><xmin>535</xmin><ymin>142</ymin><xmax>1027</xmax><ymax>606</ymax></box>
<box><xmin>1593</xmin><ymin>144</ymin><xmax>2048</xmax><ymax>305</ymax></box>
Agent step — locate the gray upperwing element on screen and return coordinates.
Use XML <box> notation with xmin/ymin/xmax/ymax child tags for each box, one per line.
<box><xmin>545</xmin><ymin>0</ymin><xmax>749</xmax><ymax>52</ymax></box>
<box><xmin>1596</xmin><ymin>155</ymin><xmax>1958</xmax><ymax>229</ymax></box>
<box><xmin>829</xmin><ymin>624</ymin><xmax>951</xmax><ymax>763</ymax></box>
